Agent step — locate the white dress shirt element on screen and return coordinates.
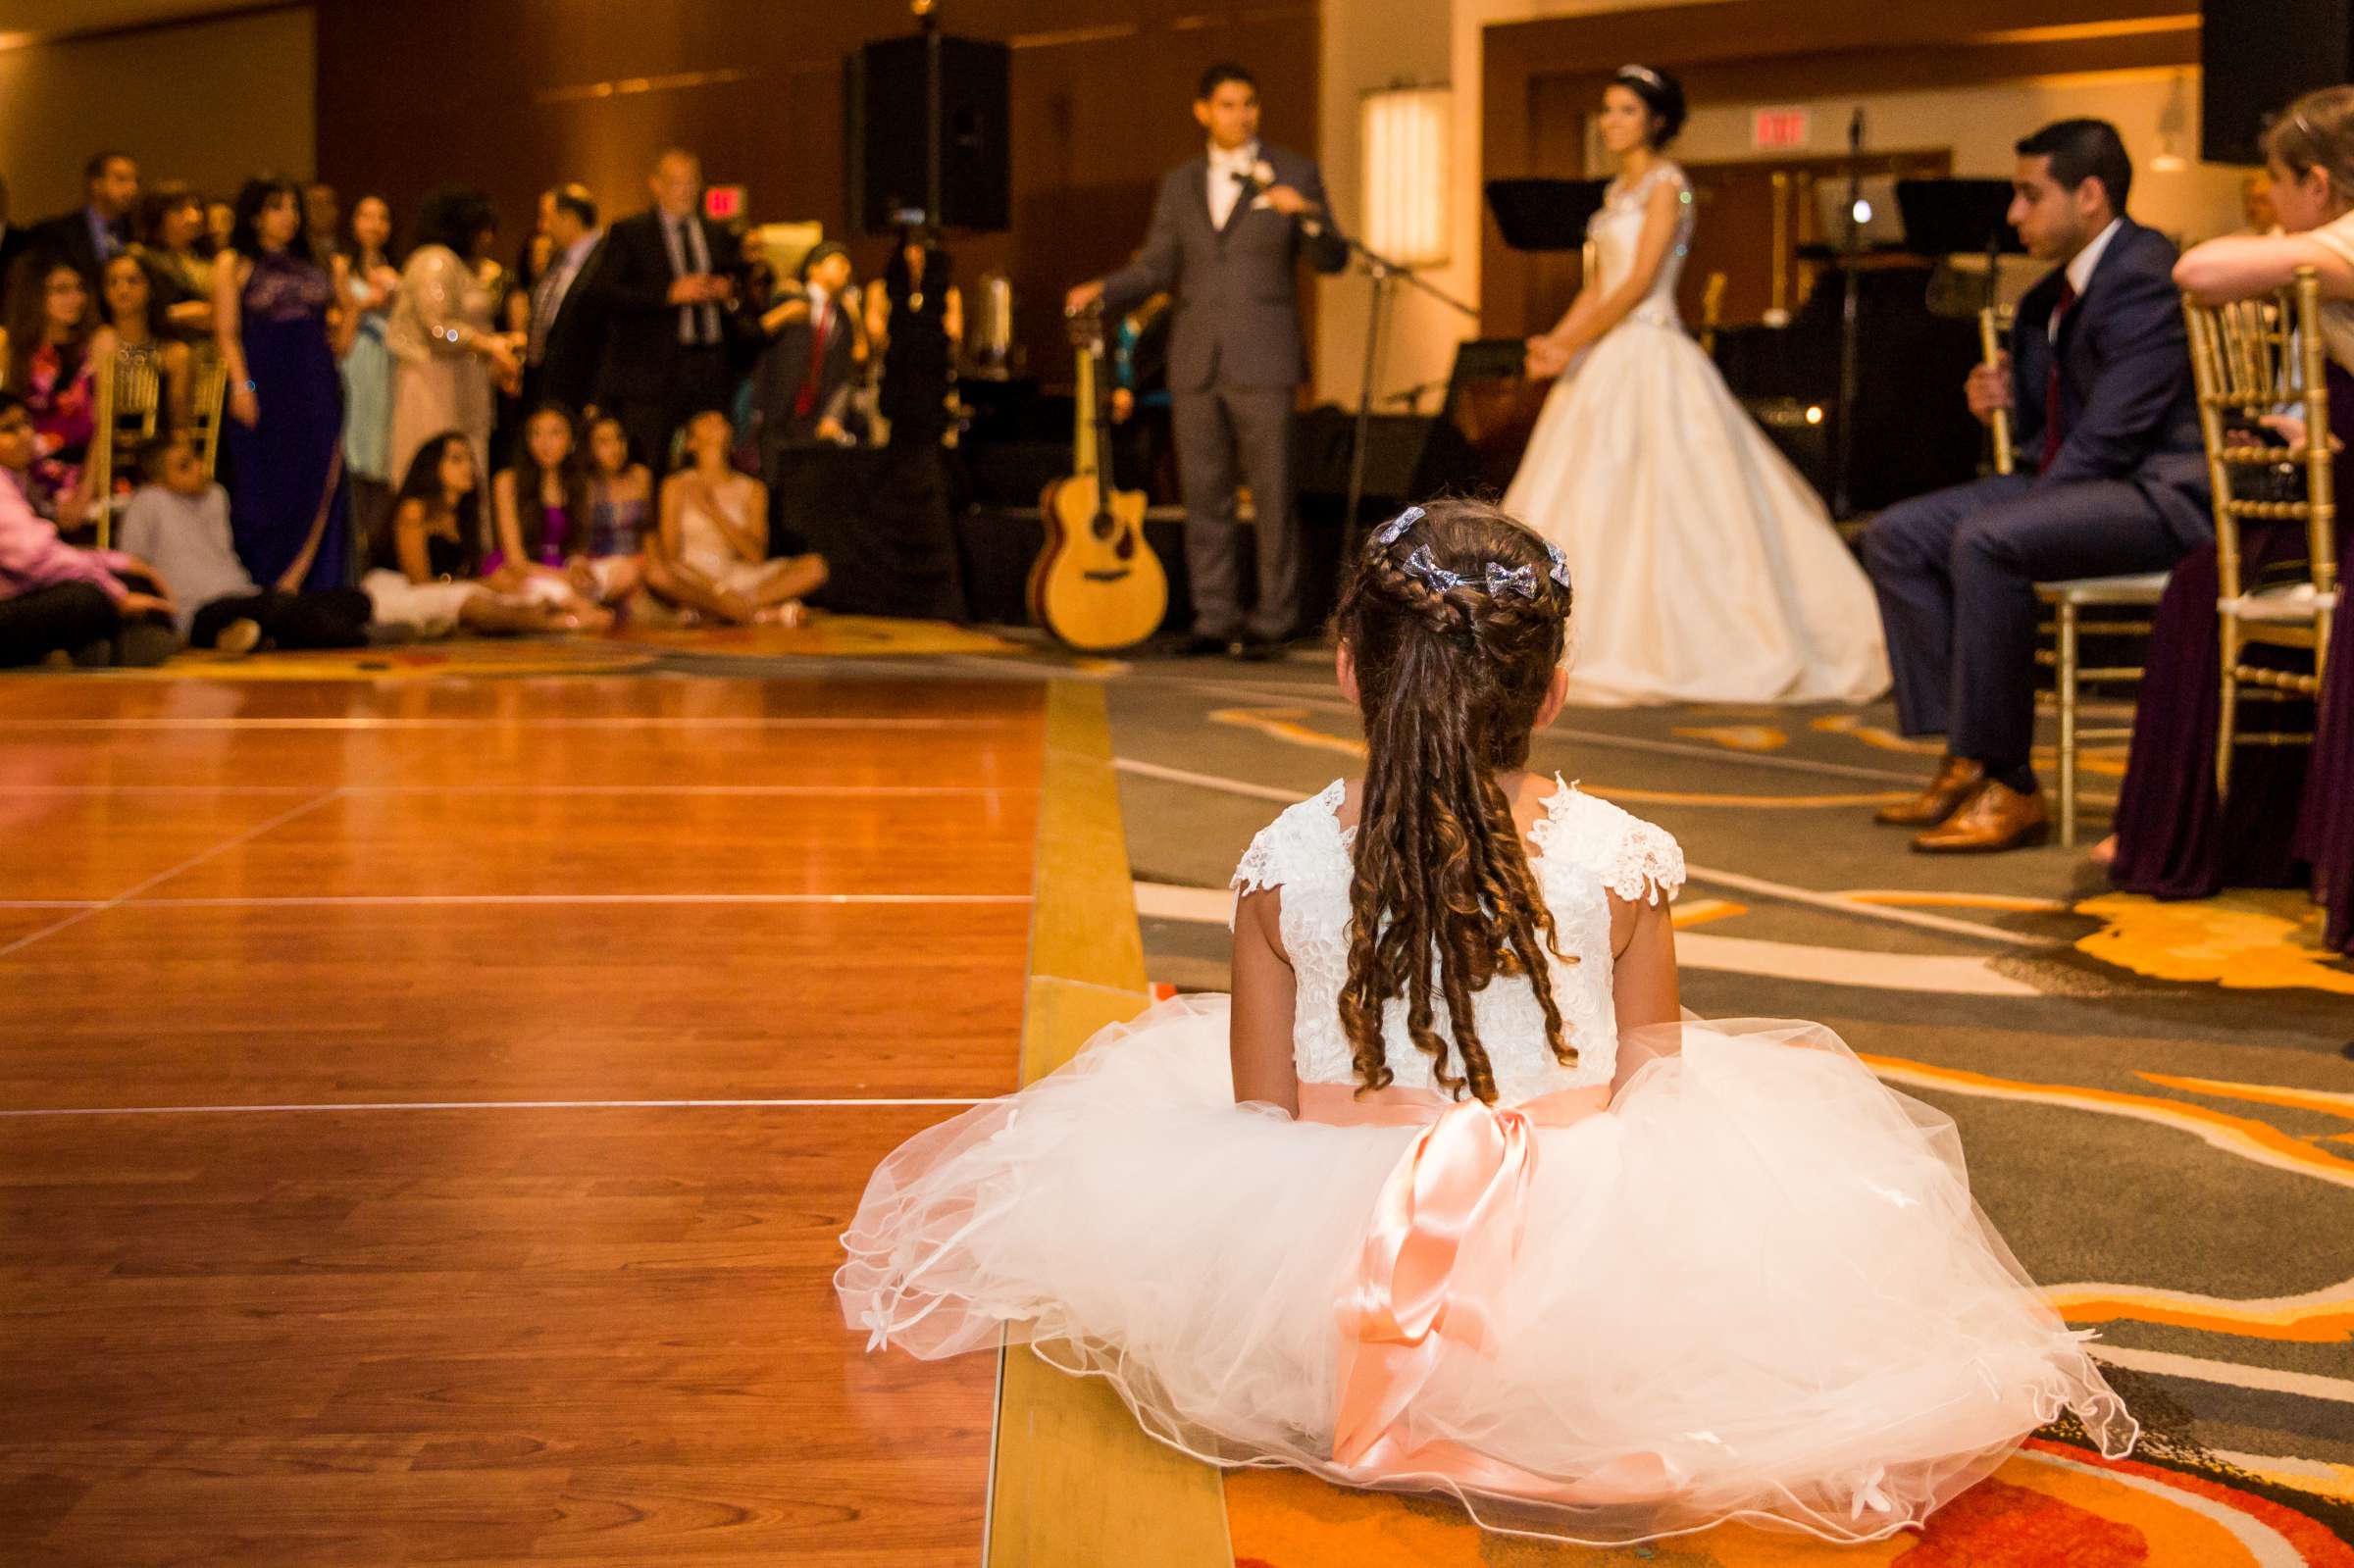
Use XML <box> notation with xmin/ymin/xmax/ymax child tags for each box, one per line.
<box><xmin>2052</xmin><ymin>217</ymin><xmax>2123</xmax><ymax>340</ymax></box>
<box><xmin>1206</xmin><ymin>139</ymin><xmax>1261</xmax><ymax>231</ymax></box>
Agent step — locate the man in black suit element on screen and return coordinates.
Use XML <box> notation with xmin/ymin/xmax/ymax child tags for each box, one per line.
<box><xmin>586</xmin><ymin>148</ymin><xmax>740</xmax><ymax>470</ymax></box>
<box><xmin>749</xmin><ymin>241</ymin><xmax>861</xmax><ymax>475</ymax></box>
<box><xmin>29</xmin><ymin>151</ymin><xmax>138</xmax><ymax>290</ymax></box>
<box><xmin>1862</xmin><ymin>119</ymin><xmax>2209</xmax><ymax>852</ymax></box>
<box><xmin>1067</xmin><ymin>62</ymin><xmax>1348</xmax><ymax>657</ymax></box>
<box><xmin>521</xmin><ymin>182</ymin><xmax>608</xmax><ymax>417</ymax></box>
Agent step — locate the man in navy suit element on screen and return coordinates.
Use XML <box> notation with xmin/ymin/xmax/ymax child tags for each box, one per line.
<box><xmin>27</xmin><ymin>151</ymin><xmax>138</xmax><ymax>292</ymax></box>
<box><xmin>1863</xmin><ymin>120</ymin><xmax>2208</xmax><ymax>852</ymax></box>
<box><xmin>1067</xmin><ymin>62</ymin><xmax>1349</xmax><ymax>657</ymax></box>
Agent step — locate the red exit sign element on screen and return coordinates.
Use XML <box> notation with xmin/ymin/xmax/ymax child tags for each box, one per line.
<box><xmin>1753</xmin><ymin>108</ymin><xmax>1810</xmax><ymax>150</ymax></box>
<box><xmin>704</xmin><ymin>184</ymin><xmax>745</xmax><ymax>221</ymax></box>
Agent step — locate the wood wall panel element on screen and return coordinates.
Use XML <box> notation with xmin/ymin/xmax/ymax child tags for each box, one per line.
<box><xmin>315</xmin><ymin>0</ymin><xmax>1320</xmax><ymax>389</ymax></box>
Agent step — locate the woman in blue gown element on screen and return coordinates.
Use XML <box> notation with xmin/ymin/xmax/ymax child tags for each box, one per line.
<box><xmin>214</xmin><ymin>176</ymin><xmax>356</xmax><ymax>590</ymax></box>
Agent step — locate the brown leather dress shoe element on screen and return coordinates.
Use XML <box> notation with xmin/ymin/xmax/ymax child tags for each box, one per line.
<box><xmin>1874</xmin><ymin>756</ymin><xmax>1985</xmax><ymax>827</ymax></box>
<box><xmin>1912</xmin><ymin>781</ymin><xmax>2051</xmax><ymax>853</ymax></box>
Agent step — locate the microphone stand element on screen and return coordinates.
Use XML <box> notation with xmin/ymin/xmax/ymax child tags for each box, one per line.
<box><xmin>1831</xmin><ymin>107</ymin><xmax>1865</xmax><ymax>520</ymax></box>
<box><xmin>1335</xmin><ymin>231</ymin><xmax>1478</xmax><ymax>541</ymax></box>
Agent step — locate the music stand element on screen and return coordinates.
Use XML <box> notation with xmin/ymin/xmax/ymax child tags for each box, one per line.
<box><xmin>1899</xmin><ymin>179</ymin><xmax>2025</xmax><ymax>473</ymax></box>
<box><xmin>1895</xmin><ymin>179</ymin><xmax>2023</xmax><ymax>261</ymax></box>
<box><xmin>1484</xmin><ymin>178</ymin><xmax>1610</xmax><ymax>252</ymax></box>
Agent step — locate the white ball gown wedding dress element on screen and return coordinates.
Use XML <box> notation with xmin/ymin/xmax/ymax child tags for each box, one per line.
<box><xmin>838</xmin><ymin>782</ymin><xmax>2135</xmax><ymax>1546</ymax></box>
<box><xmin>1502</xmin><ymin>162</ymin><xmax>1892</xmax><ymax>705</ymax></box>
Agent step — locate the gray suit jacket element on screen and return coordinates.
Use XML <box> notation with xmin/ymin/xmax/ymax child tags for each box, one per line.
<box><xmin>1101</xmin><ymin>144</ymin><xmax>1348</xmax><ymax>391</ymax></box>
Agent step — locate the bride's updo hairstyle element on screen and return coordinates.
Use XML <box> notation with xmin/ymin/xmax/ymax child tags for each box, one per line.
<box><xmin>1330</xmin><ymin>498</ymin><xmax>1578</xmax><ymax>1105</ymax></box>
<box><xmin>1612</xmin><ymin>64</ymin><xmax>1687</xmax><ymax>148</ymax></box>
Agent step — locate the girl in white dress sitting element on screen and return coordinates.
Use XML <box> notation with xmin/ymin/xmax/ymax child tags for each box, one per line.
<box><xmin>643</xmin><ymin>410</ymin><xmax>828</xmax><ymax>627</ymax></box>
<box><xmin>839</xmin><ymin>498</ymin><xmax>2132</xmax><ymax>1545</ymax></box>
<box><xmin>1506</xmin><ymin>66</ymin><xmax>1890</xmax><ymax>706</ymax></box>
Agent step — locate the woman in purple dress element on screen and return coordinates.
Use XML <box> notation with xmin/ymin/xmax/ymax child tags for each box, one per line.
<box><xmin>2111</xmin><ymin>86</ymin><xmax>2354</xmax><ymax>953</ymax></box>
<box><xmin>214</xmin><ymin>176</ymin><xmax>356</xmax><ymax>591</ymax></box>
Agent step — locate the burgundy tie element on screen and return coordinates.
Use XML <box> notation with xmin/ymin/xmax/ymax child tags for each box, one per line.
<box><xmin>795</xmin><ymin>302</ymin><xmax>830</xmax><ymax>419</ymax></box>
<box><xmin>2041</xmin><ymin>279</ymin><xmax>2078</xmax><ymax>472</ymax></box>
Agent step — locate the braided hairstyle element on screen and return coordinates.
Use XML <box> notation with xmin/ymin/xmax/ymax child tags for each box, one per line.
<box><xmin>1331</xmin><ymin>498</ymin><xmax>1578</xmax><ymax>1105</ymax></box>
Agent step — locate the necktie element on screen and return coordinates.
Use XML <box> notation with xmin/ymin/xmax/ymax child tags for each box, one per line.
<box><xmin>2040</xmin><ymin>279</ymin><xmax>2078</xmax><ymax>472</ymax></box>
<box><xmin>795</xmin><ymin>299</ymin><xmax>832</xmax><ymax>419</ymax></box>
<box><xmin>527</xmin><ymin>260</ymin><xmax>567</xmax><ymax>366</ymax></box>
<box><xmin>684</xmin><ymin>219</ymin><xmax>717</xmax><ymax>345</ymax></box>
<box><xmin>664</xmin><ymin>218</ymin><xmax>717</xmax><ymax>346</ymax></box>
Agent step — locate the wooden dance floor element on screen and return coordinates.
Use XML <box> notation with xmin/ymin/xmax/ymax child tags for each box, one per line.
<box><xmin>0</xmin><ymin>672</ymin><xmax>1053</xmax><ymax>1564</ymax></box>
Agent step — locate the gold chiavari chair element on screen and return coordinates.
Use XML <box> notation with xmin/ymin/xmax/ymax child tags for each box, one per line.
<box><xmin>2182</xmin><ymin>265</ymin><xmax>2337</xmax><ymax>798</ymax></box>
<box><xmin>1697</xmin><ymin>271</ymin><xmax>1729</xmax><ymax>357</ymax></box>
<box><xmin>88</xmin><ymin>349</ymin><xmax>165</xmax><ymax>551</ymax></box>
<box><xmin>184</xmin><ymin>342</ymin><xmax>230</xmax><ymax>480</ymax></box>
<box><xmin>1999</xmin><ymin>302</ymin><xmax>2172</xmax><ymax>847</ymax></box>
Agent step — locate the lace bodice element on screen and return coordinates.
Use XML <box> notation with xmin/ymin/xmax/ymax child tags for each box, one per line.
<box><xmin>1588</xmin><ymin>161</ymin><xmax>1694</xmax><ymax>330</ymax></box>
<box><xmin>1230</xmin><ymin>779</ymin><xmax>1684</xmax><ymax>1105</ymax></box>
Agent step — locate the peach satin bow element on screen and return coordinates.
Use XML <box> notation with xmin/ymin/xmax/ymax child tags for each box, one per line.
<box><xmin>1302</xmin><ymin>1081</ymin><xmax>1607</xmax><ymax>1472</ymax></box>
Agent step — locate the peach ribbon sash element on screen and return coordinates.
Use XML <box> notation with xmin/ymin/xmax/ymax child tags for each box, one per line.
<box><xmin>1300</xmin><ymin>1081</ymin><xmax>1607</xmax><ymax>1472</ymax></box>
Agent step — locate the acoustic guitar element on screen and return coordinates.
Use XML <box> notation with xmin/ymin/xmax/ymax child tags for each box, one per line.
<box><xmin>1029</xmin><ymin>306</ymin><xmax>1167</xmax><ymax>651</ymax></box>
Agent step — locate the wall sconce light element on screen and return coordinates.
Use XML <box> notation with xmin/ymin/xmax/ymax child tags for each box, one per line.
<box><xmin>2152</xmin><ymin>70</ymin><xmax>2190</xmax><ymax>173</ymax></box>
<box><xmin>1360</xmin><ymin>84</ymin><xmax>1451</xmax><ymax>268</ymax></box>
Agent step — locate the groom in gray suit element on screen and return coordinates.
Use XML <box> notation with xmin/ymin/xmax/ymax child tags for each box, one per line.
<box><xmin>1068</xmin><ymin>62</ymin><xmax>1349</xmax><ymax>656</ymax></box>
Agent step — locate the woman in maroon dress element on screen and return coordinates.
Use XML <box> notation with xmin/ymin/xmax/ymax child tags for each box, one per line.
<box><xmin>2110</xmin><ymin>85</ymin><xmax>2354</xmax><ymax>953</ymax></box>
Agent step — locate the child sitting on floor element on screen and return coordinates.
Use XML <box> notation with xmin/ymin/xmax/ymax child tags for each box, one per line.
<box><xmin>114</xmin><ymin>434</ymin><xmax>373</xmax><ymax>652</ymax></box>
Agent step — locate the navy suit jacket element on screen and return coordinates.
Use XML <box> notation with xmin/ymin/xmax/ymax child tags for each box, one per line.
<box><xmin>2009</xmin><ymin>217</ymin><xmax>2210</xmax><ymax>543</ymax></box>
<box><xmin>1101</xmin><ymin>143</ymin><xmax>1349</xmax><ymax>391</ymax></box>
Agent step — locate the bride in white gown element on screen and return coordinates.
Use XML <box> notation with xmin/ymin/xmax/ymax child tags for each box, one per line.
<box><xmin>1505</xmin><ymin>66</ymin><xmax>1890</xmax><ymax>706</ymax></box>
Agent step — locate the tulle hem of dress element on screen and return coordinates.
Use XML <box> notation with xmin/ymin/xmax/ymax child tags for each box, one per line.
<box><xmin>837</xmin><ymin>995</ymin><xmax>2138</xmax><ymax>1546</ymax></box>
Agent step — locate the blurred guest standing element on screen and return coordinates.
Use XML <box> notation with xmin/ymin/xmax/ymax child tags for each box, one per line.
<box><xmin>340</xmin><ymin>194</ymin><xmax>402</xmax><ymax>562</ymax></box>
<box><xmin>521</xmin><ymin>184</ymin><xmax>607</xmax><ymax>416</ymax></box>
<box><xmin>589</xmin><ymin>149</ymin><xmax>738</xmax><ymax>471</ymax></box>
<box><xmin>31</xmin><ymin>151</ymin><xmax>138</xmax><ymax>291</ymax></box>
<box><xmin>386</xmin><ymin>184</ymin><xmax>516</xmax><ymax>501</ymax></box>
<box><xmin>132</xmin><ymin>181</ymin><xmax>214</xmax><ymax>337</ymax></box>
<box><xmin>215</xmin><ymin>177</ymin><xmax>355</xmax><ymax>590</ymax></box>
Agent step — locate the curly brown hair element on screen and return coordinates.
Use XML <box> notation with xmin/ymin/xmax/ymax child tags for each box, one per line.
<box><xmin>1330</xmin><ymin>498</ymin><xmax>1578</xmax><ymax>1105</ymax></box>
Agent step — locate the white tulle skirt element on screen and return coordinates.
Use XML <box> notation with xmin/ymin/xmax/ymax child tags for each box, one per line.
<box><xmin>1501</xmin><ymin>318</ymin><xmax>1892</xmax><ymax>706</ymax></box>
<box><xmin>837</xmin><ymin>996</ymin><xmax>2135</xmax><ymax>1546</ymax></box>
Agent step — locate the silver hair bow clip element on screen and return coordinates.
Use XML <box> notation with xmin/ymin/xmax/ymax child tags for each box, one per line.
<box><xmin>1544</xmin><ymin>540</ymin><xmax>1570</xmax><ymax>588</ymax></box>
<box><xmin>1372</xmin><ymin>506</ymin><xmax>1424</xmax><ymax>548</ymax></box>
<box><xmin>1403</xmin><ymin>544</ymin><xmax>1464</xmax><ymax>591</ymax></box>
<box><xmin>1485</xmin><ymin>562</ymin><xmax>1539</xmax><ymax>598</ymax></box>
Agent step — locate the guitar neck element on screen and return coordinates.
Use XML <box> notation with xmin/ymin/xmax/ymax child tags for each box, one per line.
<box><xmin>1072</xmin><ymin>343</ymin><xmax>1100</xmax><ymax>482</ymax></box>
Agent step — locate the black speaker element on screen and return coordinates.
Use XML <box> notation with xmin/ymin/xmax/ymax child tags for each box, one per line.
<box><xmin>2202</xmin><ymin>0</ymin><xmax>2354</xmax><ymax>165</ymax></box>
<box><xmin>847</xmin><ymin>32</ymin><xmax>1011</xmax><ymax>232</ymax></box>
<box><xmin>1297</xmin><ymin>407</ymin><xmax>1432</xmax><ymax>512</ymax></box>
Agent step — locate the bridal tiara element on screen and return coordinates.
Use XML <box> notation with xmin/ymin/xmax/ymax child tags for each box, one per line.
<box><xmin>1617</xmin><ymin>64</ymin><xmax>1665</xmax><ymax>91</ymax></box>
<box><xmin>1370</xmin><ymin>506</ymin><xmax>1571</xmax><ymax>600</ymax></box>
